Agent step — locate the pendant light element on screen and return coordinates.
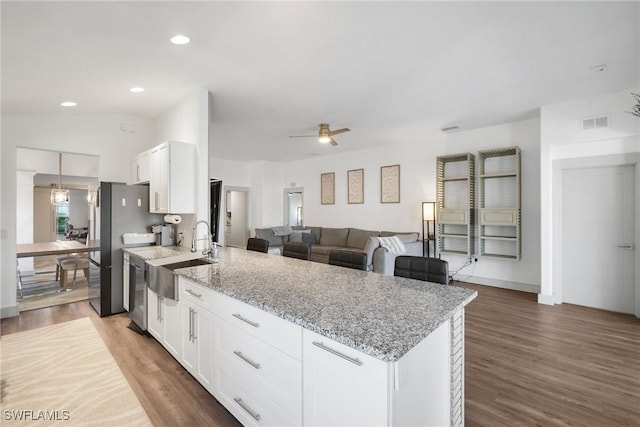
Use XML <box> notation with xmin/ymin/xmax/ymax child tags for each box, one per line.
<box><xmin>50</xmin><ymin>153</ymin><xmax>70</xmax><ymax>205</ymax></box>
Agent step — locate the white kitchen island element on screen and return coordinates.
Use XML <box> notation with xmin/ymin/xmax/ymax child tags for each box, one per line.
<box><xmin>132</xmin><ymin>246</ymin><xmax>477</xmax><ymax>426</ymax></box>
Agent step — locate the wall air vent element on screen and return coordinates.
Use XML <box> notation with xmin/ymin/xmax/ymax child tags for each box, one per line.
<box><xmin>441</xmin><ymin>125</ymin><xmax>460</xmax><ymax>133</ymax></box>
<box><xmin>581</xmin><ymin>115</ymin><xmax>608</xmax><ymax>131</ymax></box>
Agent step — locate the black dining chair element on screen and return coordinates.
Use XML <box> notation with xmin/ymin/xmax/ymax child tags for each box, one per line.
<box><xmin>328</xmin><ymin>250</ymin><xmax>367</xmax><ymax>271</ymax></box>
<box><xmin>247</xmin><ymin>237</ymin><xmax>269</xmax><ymax>253</ymax></box>
<box><xmin>283</xmin><ymin>242</ymin><xmax>312</xmax><ymax>260</ymax></box>
<box><xmin>394</xmin><ymin>256</ymin><xmax>449</xmax><ymax>285</ymax></box>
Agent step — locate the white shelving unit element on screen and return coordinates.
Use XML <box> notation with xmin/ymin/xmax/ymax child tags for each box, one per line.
<box><xmin>436</xmin><ymin>153</ymin><xmax>475</xmax><ymax>257</ymax></box>
<box><xmin>478</xmin><ymin>146</ymin><xmax>521</xmax><ymax>260</ymax></box>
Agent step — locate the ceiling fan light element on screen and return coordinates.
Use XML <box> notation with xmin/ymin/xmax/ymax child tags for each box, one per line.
<box><xmin>318</xmin><ymin>135</ymin><xmax>331</xmax><ymax>143</ymax></box>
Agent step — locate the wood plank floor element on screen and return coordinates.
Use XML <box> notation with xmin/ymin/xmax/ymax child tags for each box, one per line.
<box><xmin>2</xmin><ymin>283</ymin><xmax>639</xmax><ymax>426</ymax></box>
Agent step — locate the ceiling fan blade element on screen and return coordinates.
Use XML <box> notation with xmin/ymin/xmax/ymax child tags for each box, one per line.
<box><xmin>289</xmin><ymin>135</ymin><xmax>317</xmax><ymax>138</ymax></box>
<box><xmin>329</xmin><ymin>137</ymin><xmax>338</xmax><ymax>146</ymax></box>
<box><xmin>328</xmin><ymin>127</ymin><xmax>350</xmax><ymax>136</ymax></box>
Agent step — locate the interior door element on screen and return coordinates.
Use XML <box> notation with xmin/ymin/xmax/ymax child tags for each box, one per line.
<box><xmin>562</xmin><ymin>165</ymin><xmax>636</xmax><ymax>314</ymax></box>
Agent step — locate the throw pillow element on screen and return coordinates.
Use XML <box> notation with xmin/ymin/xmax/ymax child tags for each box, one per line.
<box><xmin>301</xmin><ymin>231</ymin><xmax>316</xmax><ymax>244</ymax></box>
<box><xmin>289</xmin><ymin>231</ymin><xmax>303</xmax><ymax>243</ymax></box>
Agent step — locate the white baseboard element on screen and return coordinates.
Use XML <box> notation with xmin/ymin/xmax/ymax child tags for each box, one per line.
<box><xmin>537</xmin><ymin>294</ymin><xmax>555</xmax><ymax>305</ymax></box>
<box><xmin>1</xmin><ymin>305</ymin><xmax>19</xmax><ymax>319</ymax></box>
<box><xmin>455</xmin><ymin>275</ymin><xmax>540</xmax><ymax>294</ymax></box>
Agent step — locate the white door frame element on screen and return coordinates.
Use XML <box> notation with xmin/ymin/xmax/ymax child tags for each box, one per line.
<box><xmin>552</xmin><ymin>153</ymin><xmax>640</xmax><ymax>317</ymax></box>
<box><xmin>223</xmin><ymin>186</ymin><xmax>250</xmax><ymax>248</ymax></box>
<box><xmin>283</xmin><ymin>187</ymin><xmax>304</xmax><ymax>227</ymax></box>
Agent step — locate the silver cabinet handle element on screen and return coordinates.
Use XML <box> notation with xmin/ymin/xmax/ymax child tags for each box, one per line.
<box><xmin>232</xmin><ymin>313</ymin><xmax>260</xmax><ymax>328</ymax></box>
<box><xmin>233</xmin><ymin>397</ymin><xmax>261</xmax><ymax>422</ymax></box>
<box><xmin>136</xmin><ymin>164</ymin><xmax>140</xmax><ymax>182</ymax></box>
<box><xmin>155</xmin><ymin>191</ymin><xmax>159</xmax><ymax>210</ymax></box>
<box><xmin>312</xmin><ymin>341</ymin><xmax>363</xmax><ymax>366</ymax></box>
<box><xmin>157</xmin><ymin>297</ymin><xmax>162</xmax><ymax>322</ymax></box>
<box><xmin>185</xmin><ymin>288</ymin><xmax>202</xmax><ymax>299</ymax></box>
<box><xmin>188</xmin><ymin>307</ymin><xmax>193</xmax><ymax>341</ymax></box>
<box><xmin>617</xmin><ymin>244</ymin><xmax>634</xmax><ymax>249</ymax></box>
<box><xmin>233</xmin><ymin>351</ymin><xmax>261</xmax><ymax>370</ymax></box>
<box><xmin>191</xmin><ymin>309</ymin><xmax>197</xmax><ymax>341</ymax></box>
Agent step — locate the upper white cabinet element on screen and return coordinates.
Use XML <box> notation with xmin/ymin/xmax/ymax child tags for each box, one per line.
<box><xmin>131</xmin><ymin>150</ymin><xmax>151</xmax><ymax>184</ymax></box>
<box><xmin>436</xmin><ymin>153</ymin><xmax>476</xmax><ymax>257</ymax></box>
<box><xmin>478</xmin><ymin>146</ymin><xmax>521</xmax><ymax>259</ymax></box>
<box><xmin>148</xmin><ymin>141</ymin><xmax>196</xmax><ymax>214</ymax></box>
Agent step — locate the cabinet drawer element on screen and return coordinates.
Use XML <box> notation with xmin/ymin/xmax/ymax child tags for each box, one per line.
<box><xmin>480</xmin><ymin>208</ymin><xmax>518</xmax><ymax>226</ymax></box>
<box><xmin>438</xmin><ymin>208</ymin><xmax>468</xmax><ymax>225</ymax></box>
<box><xmin>215</xmin><ymin>369</ymin><xmax>300</xmax><ymax>427</ymax></box>
<box><xmin>213</xmin><ymin>292</ymin><xmax>302</xmax><ymax>360</ymax></box>
<box><xmin>214</xmin><ymin>317</ymin><xmax>301</xmax><ymax>418</ymax></box>
<box><xmin>179</xmin><ymin>277</ymin><xmax>214</xmax><ymax>311</ymax></box>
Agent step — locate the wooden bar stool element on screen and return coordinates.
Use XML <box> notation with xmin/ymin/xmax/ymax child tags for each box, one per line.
<box><xmin>58</xmin><ymin>255</ymin><xmax>90</xmax><ymax>290</ymax></box>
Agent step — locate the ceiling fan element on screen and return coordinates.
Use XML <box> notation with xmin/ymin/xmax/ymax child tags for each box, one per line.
<box><xmin>289</xmin><ymin>123</ymin><xmax>350</xmax><ymax>146</ymax></box>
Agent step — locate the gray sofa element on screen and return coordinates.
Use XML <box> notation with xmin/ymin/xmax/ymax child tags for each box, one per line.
<box><xmin>254</xmin><ymin>226</ymin><xmax>422</xmax><ymax>275</ymax></box>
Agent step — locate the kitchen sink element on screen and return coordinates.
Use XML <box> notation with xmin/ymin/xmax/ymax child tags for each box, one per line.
<box><xmin>148</xmin><ymin>257</ymin><xmax>212</xmax><ymax>300</ymax></box>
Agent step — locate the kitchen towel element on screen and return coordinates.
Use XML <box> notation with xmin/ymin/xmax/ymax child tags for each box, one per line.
<box><xmin>164</xmin><ymin>214</ymin><xmax>182</xmax><ymax>224</ymax></box>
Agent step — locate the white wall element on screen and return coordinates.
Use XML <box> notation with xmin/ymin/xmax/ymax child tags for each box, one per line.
<box><xmin>1</xmin><ymin>114</ymin><xmax>155</xmax><ymax>317</ymax></box>
<box><xmin>16</xmin><ymin>171</ymin><xmax>35</xmax><ymax>274</ymax></box>
<box><xmin>540</xmin><ymin>87</ymin><xmax>640</xmax><ymax>305</ymax></box>
<box><xmin>154</xmin><ymin>89</ymin><xmax>210</xmax><ymax>251</ymax></box>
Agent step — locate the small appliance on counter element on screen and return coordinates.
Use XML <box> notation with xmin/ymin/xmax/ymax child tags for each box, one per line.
<box><xmin>152</xmin><ymin>224</ymin><xmax>175</xmax><ymax>246</ymax></box>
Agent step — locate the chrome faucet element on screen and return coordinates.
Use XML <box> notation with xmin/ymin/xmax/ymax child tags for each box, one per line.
<box><xmin>191</xmin><ymin>220</ymin><xmax>212</xmax><ymax>255</ymax></box>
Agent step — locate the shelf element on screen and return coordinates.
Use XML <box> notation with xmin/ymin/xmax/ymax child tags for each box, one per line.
<box><xmin>436</xmin><ymin>153</ymin><xmax>475</xmax><ymax>257</ymax></box>
<box><xmin>478</xmin><ymin>147</ymin><xmax>521</xmax><ymax>260</ymax></box>
<box><xmin>480</xmin><ymin>235</ymin><xmax>517</xmax><ymax>241</ymax></box>
<box><xmin>479</xmin><ymin>173</ymin><xmax>517</xmax><ymax>179</ymax></box>
<box><xmin>440</xmin><ymin>233</ymin><xmax>469</xmax><ymax>239</ymax></box>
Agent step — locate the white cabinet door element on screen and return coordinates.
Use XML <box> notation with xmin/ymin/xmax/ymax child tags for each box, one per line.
<box><xmin>147</xmin><ymin>288</ymin><xmax>162</xmax><ymax>340</ymax></box>
<box><xmin>302</xmin><ymin>329</ymin><xmax>390</xmax><ymax>427</ymax></box>
<box><xmin>162</xmin><ymin>297</ymin><xmax>181</xmax><ymax>359</ymax></box>
<box><xmin>180</xmin><ymin>302</ymin><xmax>214</xmax><ymax>392</ymax></box>
<box><xmin>150</xmin><ymin>143</ymin><xmax>169</xmax><ymax>213</ymax></box>
<box><xmin>131</xmin><ymin>151</ymin><xmax>151</xmax><ymax>184</ymax></box>
<box><xmin>123</xmin><ymin>253</ymin><xmax>130</xmax><ymax>311</ymax></box>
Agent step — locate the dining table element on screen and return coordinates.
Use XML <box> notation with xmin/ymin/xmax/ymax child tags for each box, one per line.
<box><xmin>16</xmin><ymin>240</ymin><xmax>100</xmax><ymax>258</ymax></box>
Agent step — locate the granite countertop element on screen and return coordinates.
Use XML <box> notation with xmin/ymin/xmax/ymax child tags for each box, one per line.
<box><xmin>123</xmin><ymin>245</ymin><xmax>193</xmax><ymax>260</ymax></box>
<box><xmin>176</xmin><ymin>247</ymin><xmax>477</xmax><ymax>362</ymax></box>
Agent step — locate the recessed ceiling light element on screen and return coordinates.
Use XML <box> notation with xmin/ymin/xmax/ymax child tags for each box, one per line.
<box><xmin>170</xmin><ymin>34</ymin><xmax>190</xmax><ymax>45</ymax></box>
<box><xmin>590</xmin><ymin>63</ymin><xmax>607</xmax><ymax>72</ymax></box>
<box><xmin>129</xmin><ymin>87</ymin><xmax>144</xmax><ymax>93</ymax></box>
<box><xmin>60</xmin><ymin>101</ymin><xmax>77</xmax><ymax>107</ymax></box>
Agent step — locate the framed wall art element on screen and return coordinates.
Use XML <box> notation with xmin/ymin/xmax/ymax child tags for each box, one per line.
<box><xmin>347</xmin><ymin>168</ymin><xmax>364</xmax><ymax>204</ymax></box>
<box><xmin>320</xmin><ymin>172</ymin><xmax>335</xmax><ymax>205</ymax></box>
<box><xmin>380</xmin><ymin>164</ymin><xmax>400</xmax><ymax>203</ymax></box>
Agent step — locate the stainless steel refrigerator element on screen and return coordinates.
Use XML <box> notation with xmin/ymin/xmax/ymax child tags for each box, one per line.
<box><xmin>88</xmin><ymin>182</ymin><xmax>163</xmax><ymax>317</ymax></box>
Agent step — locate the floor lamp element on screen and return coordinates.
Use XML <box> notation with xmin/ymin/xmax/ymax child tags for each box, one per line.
<box><xmin>422</xmin><ymin>202</ymin><xmax>436</xmax><ymax>258</ymax></box>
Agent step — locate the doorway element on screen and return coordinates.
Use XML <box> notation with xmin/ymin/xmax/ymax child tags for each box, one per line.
<box><xmin>224</xmin><ymin>188</ymin><xmax>249</xmax><ymax>248</ymax></box>
<box><xmin>16</xmin><ymin>148</ymin><xmax>99</xmax><ymax>311</ymax></box>
<box><xmin>284</xmin><ymin>187</ymin><xmax>304</xmax><ymax>226</ymax></box>
<box><xmin>560</xmin><ymin>163</ymin><xmax>637</xmax><ymax>314</ymax></box>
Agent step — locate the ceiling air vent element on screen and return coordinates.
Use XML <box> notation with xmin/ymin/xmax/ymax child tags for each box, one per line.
<box><xmin>441</xmin><ymin>125</ymin><xmax>460</xmax><ymax>133</ymax></box>
<box><xmin>581</xmin><ymin>115</ymin><xmax>608</xmax><ymax>131</ymax></box>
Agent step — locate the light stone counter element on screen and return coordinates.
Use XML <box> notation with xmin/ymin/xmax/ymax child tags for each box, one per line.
<box><xmin>175</xmin><ymin>247</ymin><xmax>477</xmax><ymax>362</ymax></box>
<box><xmin>123</xmin><ymin>245</ymin><xmax>193</xmax><ymax>260</ymax></box>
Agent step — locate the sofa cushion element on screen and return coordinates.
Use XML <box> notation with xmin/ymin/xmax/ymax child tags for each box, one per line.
<box><xmin>304</xmin><ymin>226</ymin><xmax>322</xmax><ymax>244</ymax></box>
<box><xmin>346</xmin><ymin>228</ymin><xmax>380</xmax><ymax>249</ymax></box>
<box><xmin>255</xmin><ymin>228</ymin><xmax>284</xmax><ymax>246</ymax></box>
<box><xmin>301</xmin><ymin>232</ymin><xmax>316</xmax><ymax>244</ymax></box>
<box><xmin>310</xmin><ymin>245</ymin><xmax>345</xmax><ymax>257</ymax></box>
<box><xmin>289</xmin><ymin>229</ymin><xmax>311</xmax><ymax>243</ymax></box>
<box><xmin>319</xmin><ymin>227</ymin><xmax>349</xmax><ymax>247</ymax></box>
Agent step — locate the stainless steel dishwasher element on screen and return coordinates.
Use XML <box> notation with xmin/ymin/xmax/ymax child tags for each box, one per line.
<box><xmin>128</xmin><ymin>254</ymin><xmax>148</xmax><ymax>332</ymax></box>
